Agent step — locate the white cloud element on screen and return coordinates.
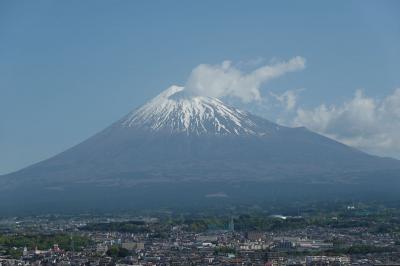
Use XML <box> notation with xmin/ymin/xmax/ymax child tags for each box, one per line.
<box><xmin>292</xmin><ymin>89</ymin><xmax>400</xmax><ymax>158</ymax></box>
<box><xmin>270</xmin><ymin>89</ymin><xmax>302</xmax><ymax>111</ymax></box>
<box><xmin>185</xmin><ymin>56</ymin><xmax>306</xmax><ymax>103</ymax></box>
<box><xmin>183</xmin><ymin>57</ymin><xmax>400</xmax><ymax>158</ymax></box>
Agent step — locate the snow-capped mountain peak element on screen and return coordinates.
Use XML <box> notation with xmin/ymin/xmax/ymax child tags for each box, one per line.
<box><xmin>121</xmin><ymin>86</ymin><xmax>272</xmax><ymax>135</ymax></box>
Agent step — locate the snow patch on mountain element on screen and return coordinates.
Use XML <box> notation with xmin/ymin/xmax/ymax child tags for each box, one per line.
<box><xmin>121</xmin><ymin>86</ymin><xmax>273</xmax><ymax>135</ymax></box>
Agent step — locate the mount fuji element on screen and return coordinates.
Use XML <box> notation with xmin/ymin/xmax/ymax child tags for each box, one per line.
<box><xmin>1</xmin><ymin>86</ymin><xmax>400</xmax><ymax>213</ymax></box>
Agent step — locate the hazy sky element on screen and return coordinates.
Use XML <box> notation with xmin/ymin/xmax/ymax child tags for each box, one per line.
<box><xmin>1</xmin><ymin>1</ymin><xmax>400</xmax><ymax>174</ymax></box>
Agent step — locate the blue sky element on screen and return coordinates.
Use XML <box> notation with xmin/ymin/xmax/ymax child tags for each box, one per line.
<box><xmin>1</xmin><ymin>1</ymin><xmax>400</xmax><ymax>174</ymax></box>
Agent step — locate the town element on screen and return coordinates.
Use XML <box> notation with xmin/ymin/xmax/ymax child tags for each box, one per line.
<box><xmin>1</xmin><ymin>202</ymin><xmax>400</xmax><ymax>265</ymax></box>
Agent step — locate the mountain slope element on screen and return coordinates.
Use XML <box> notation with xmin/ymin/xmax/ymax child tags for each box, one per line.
<box><xmin>1</xmin><ymin>86</ymin><xmax>400</xmax><ymax>213</ymax></box>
